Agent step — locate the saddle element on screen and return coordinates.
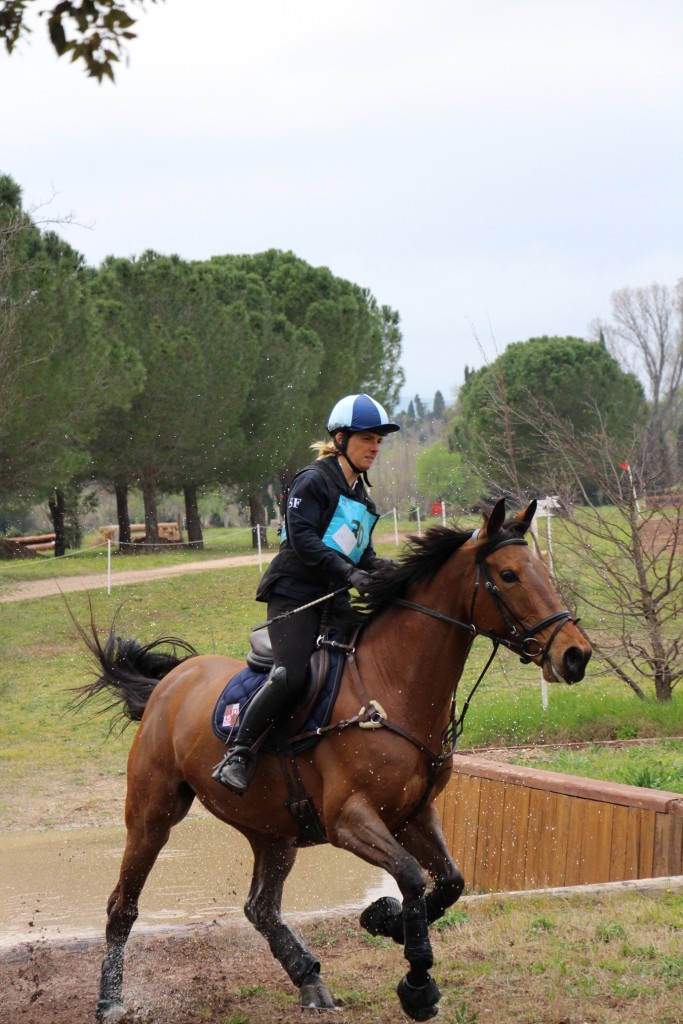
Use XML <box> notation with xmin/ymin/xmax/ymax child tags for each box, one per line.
<box><xmin>211</xmin><ymin>630</ymin><xmax>347</xmax><ymax>754</ymax></box>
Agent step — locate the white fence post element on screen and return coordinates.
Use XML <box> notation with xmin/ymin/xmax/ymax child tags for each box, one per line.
<box><xmin>534</xmin><ymin>495</ymin><xmax>560</xmax><ymax>710</ymax></box>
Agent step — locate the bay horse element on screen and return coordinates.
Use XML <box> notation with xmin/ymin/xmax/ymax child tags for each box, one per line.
<box><xmin>78</xmin><ymin>499</ymin><xmax>591</xmax><ymax>1022</ymax></box>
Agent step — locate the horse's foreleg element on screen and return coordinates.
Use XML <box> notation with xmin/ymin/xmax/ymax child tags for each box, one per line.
<box><xmin>243</xmin><ymin>832</ymin><xmax>336</xmax><ymax>1010</ymax></box>
<box><xmin>401</xmin><ymin>805</ymin><xmax>465</xmax><ymax>923</ymax></box>
<box><xmin>331</xmin><ymin>796</ymin><xmax>441</xmax><ymax>1021</ymax></box>
<box><xmin>361</xmin><ymin>803</ymin><xmax>464</xmax><ymax>942</ymax></box>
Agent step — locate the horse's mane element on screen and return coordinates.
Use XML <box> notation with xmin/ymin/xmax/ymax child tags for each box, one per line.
<box><xmin>358</xmin><ymin>524</ymin><xmax>473</xmax><ymax>619</ymax></box>
<box><xmin>358</xmin><ymin>516</ymin><xmax>530</xmax><ymax>621</ymax></box>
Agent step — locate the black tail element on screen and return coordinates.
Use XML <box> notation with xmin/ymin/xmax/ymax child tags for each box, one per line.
<box><xmin>71</xmin><ymin>606</ymin><xmax>198</xmax><ymax>728</ymax></box>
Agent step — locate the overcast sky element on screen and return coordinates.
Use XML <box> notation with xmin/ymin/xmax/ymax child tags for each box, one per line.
<box><xmin>3</xmin><ymin>0</ymin><xmax>683</xmax><ymax>407</ymax></box>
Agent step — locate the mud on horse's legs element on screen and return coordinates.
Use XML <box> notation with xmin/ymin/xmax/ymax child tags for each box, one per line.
<box><xmin>97</xmin><ymin>820</ymin><xmax>178</xmax><ymax>1022</ymax></box>
<box><xmin>96</xmin><ymin>773</ymin><xmax>195</xmax><ymax>1023</ymax></box>
<box><xmin>243</xmin><ymin>832</ymin><xmax>336</xmax><ymax>1010</ymax></box>
<box><xmin>97</xmin><ymin>882</ymin><xmax>135</xmax><ymax>1023</ymax></box>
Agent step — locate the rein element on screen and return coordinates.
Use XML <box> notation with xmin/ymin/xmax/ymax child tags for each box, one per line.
<box><xmin>293</xmin><ymin>533</ymin><xmax>576</xmax><ymax>761</ymax></box>
<box><xmin>338</xmin><ymin>534</ymin><xmax>575</xmax><ymax>771</ymax></box>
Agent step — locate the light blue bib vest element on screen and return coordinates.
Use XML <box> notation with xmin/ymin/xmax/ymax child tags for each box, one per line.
<box><xmin>281</xmin><ymin>492</ymin><xmax>378</xmax><ymax>565</ymax></box>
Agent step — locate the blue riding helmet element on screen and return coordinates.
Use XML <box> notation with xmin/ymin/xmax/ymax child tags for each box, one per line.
<box><xmin>327</xmin><ymin>394</ymin><xmax>400</xmax><ymax>436</ymax></box>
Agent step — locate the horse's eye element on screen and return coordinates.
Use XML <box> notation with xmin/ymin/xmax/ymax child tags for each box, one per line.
<box><xmin>500</xmin><ymin>569</ymin><xmax>518</xmax><ymax>583</ymax></box>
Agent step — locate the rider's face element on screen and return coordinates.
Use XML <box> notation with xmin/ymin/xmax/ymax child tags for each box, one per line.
<box><xmin>342</xmin><ymin>430</ymin><xmax>384</xmax><ymax>472</ymax></box>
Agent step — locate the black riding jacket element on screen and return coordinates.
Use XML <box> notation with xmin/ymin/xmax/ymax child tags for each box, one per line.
<box><xmin>256</xmin><ymin>456</ymin><xmax>381</xmax><ymax>603</ymax></box>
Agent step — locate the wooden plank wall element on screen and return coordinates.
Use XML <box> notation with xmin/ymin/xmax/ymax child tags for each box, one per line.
<box><xmin>434</xmin><ymin>756</ymin><xmax>683</xmax><ymax>893</ymax></box>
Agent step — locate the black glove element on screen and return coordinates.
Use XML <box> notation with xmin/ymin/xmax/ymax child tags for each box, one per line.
<box><xmin>381</xmin><ymin>558</ymin><xmax>400</xmax><ymax>569</ymax></box>
<box><xmin>347</xmin><ymin>568</ymin><xmax>373</xmax><ymax>595</ymax></box>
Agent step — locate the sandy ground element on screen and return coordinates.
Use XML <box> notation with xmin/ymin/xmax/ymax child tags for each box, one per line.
<box><xmin>3</xmin><ymin>872</ymin><xmax>681</xmax><ymax>1024</ymax></box>
<box><xmin>0</xmin><ymin>910</ymin><xmax>374</xmax><ymax>1024</ymax></box>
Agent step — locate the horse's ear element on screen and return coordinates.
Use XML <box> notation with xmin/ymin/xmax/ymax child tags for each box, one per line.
<box><xmin>480</xmin><ymin>497</ymin><xmax>506</xmax><ymax>538</ymax></box>
<box><xmin>515</xmin><ymin>499</ymin><xmax>538</xmax><ymax>533</ymax></box>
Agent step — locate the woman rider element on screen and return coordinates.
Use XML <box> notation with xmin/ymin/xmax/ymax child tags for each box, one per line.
<box><xmin>212</xmin><ymin>393</ymin><xmax>400</xmax><ymax>795</ymax></box>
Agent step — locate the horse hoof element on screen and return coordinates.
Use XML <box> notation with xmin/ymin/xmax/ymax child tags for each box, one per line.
<box><xmin>397</xmin><ymin>974</ymin><xmax>441</xmax><ymax>1021</ymax></box>
<box><xmin>299</xmin><ymin>978</ymin><xmax>337</xmax><ymax>1010</ymax></box>
<box><xmin>360</xmin><ymin>895</ymin><xmax>403</xmax><ymax>941</ymax></box>
<box><xmin>96</xmin><ymin>999</ymin><xmax>126</xmax><ymax>1023</ymax></box>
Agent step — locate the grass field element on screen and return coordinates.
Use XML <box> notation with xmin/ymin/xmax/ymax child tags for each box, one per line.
<box><xmin>1</xmin><ymin>523</ymin><xmax>682</xmax><ymax>827</ymax></box>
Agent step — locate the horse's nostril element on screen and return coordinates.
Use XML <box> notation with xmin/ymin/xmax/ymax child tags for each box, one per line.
<box><xmin>564</xmin><ymin>646</ymin><xmax>590</xmax><ymax>678</ymax></box>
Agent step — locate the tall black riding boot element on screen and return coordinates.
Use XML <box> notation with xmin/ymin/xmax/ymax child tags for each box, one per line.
<box><xmin>212</xmin><ymin>667</ymin><xmax>291</xmax><ymax>795</ymax></box>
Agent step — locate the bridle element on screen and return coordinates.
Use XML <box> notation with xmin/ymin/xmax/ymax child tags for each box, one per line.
<box><xmin>389</xmin><ymin>532</ymin><xmax>578</xmax><ymax>747</ymax></box>
<box><xmin>392</xmin><ymin>535</ymin><xmax>576</xmax><ymax>667</ymax></box>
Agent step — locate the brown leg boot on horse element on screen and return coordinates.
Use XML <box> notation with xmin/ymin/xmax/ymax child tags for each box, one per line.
<box><xmin>212</xmin><ymin>666</ymin><xmax>290</xmax><ymax>795</ymax></box>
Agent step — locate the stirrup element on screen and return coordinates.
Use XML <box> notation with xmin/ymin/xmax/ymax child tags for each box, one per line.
<box><xmin>212</xmin><ymin>748</ymin><xmax>255</xmax><ymax>796</ymax></box>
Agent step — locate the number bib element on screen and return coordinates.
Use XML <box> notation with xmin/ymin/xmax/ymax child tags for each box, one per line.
<box><xmin>322</xmin><ymin>494</ymin><xmax>379</xmax><ymax>565</ymax></box>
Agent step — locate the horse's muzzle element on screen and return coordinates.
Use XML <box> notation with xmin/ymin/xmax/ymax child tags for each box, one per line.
<box><xmin>548</xmin><ymin>644</ymin><xmax>591</xmax><ymax>684</ymax></box>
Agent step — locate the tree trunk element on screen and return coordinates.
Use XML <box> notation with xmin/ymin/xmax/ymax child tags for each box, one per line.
<box><xmin>184</xmin><ymin>484</ymin><xmax>203</xmax><ymax>549</ymax></box>
<box><xmin>114</xmin><ymin>482</ymin><xmax>131</xmax><ymax>545</ymax></box>
<box><xmin>627</xmin><ymin>492</ymin><xmax>674</xmax><ymax>702</ymax></box>
<box><xmin>249</xmin><ymin>490</ymin><xmax>268</xmax><ymax>550</ymax></box>
<box><xmin>654</xmin><ymin>671</ymin><xmax>673</xmax><ymax>702</ymax></box>
<box><xmin>140</xmin><ymin>473</ymin><xmax>160</xmax><ymax>547</ymax></box>
<box><xmin>48</xmin><ymin>489</ymin><xmax>67</xmax><ymax>557</ymax></box>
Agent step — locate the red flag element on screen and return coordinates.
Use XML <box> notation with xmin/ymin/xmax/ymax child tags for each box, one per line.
<box><xmin>620</xmin><ymin>461</ymin><xmax>629</xmax><ymax>469</ymax></box>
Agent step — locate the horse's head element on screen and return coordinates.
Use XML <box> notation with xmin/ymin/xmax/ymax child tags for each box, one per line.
<box><xmin>471</xmin><ymin>498</ymin><xmax>591</xmax><ymax>684</ymax></box>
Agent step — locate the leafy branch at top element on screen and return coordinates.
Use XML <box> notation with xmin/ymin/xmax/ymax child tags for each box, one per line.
<box><xmin>0</xmin><ymin>0</ymin><xmax>162</xmax><ymax>81</ymax></box>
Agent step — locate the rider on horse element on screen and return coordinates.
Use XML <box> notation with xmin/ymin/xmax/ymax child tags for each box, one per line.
<box><xmin>212</xmin><ymin>393</ymin><xmax>401</xmax><ymax>795</ymax></box>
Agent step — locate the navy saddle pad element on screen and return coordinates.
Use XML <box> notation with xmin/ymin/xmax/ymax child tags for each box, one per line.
<box><xmin>211</xmin><ymin>649</ymin><xmax>345</xmax><ymax>754</ymax></box>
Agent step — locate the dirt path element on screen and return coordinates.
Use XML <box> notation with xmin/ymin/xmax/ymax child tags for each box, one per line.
<box><xmin>0</xmin><ymin>530</ymin><xmax>416</xmax><ymax>604</ymax></box>
<box><xmin>0</xmin><ymin>553</ymin><xmax>276</xmax><ymax>603</ymax></box>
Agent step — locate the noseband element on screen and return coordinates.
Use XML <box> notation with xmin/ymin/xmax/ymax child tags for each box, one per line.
<box><xmin>393</xmin><ymin>535</ymin><xmax>576</xmax><ymax>666</ymax></box>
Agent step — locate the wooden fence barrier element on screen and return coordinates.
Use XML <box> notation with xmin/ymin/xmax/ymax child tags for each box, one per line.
<box><xmin>99</xmin><ymin>522</ymin><xmax>181</xmax><ymax>543</ymax></box>
<box><xmin>10</xmin><ymin>533</ymin><xmax>56</xmax><ymax>551</ymax></box>
<box><xmin>434</xmin><ymin>756</ymin><xmax>683</xmax><ymax>893</ymax></box>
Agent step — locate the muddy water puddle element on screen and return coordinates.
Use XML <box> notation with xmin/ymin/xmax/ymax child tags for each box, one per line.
<box><xmin>0</xmin><ymin>811</ymin><xmax>399</xmax><ymax>948</ymax></box>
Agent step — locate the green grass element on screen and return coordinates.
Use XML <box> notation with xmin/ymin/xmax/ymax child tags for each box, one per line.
<box><xmin>0</xmin><ymin>525</ymin><xmax>273</xmax><ymax>587</ymax></box>
<box><xmin>296</xmin><ymin>889</ymin><xmax>683</xmax><ymax>1023</ymax></box>
<box><xmin>0</xmin><ymin>565</ymin><xmax>261</xmax><ymax>806</ymax></box>
<box><xmin>506</xmin><ymin>738</ymin><xmax>683</xmax><ymax>793</ymax></box>
<box><xmin>459</xmin><ymin>663</ymin><xmax>683</xmax><ymax>748</ymax></box>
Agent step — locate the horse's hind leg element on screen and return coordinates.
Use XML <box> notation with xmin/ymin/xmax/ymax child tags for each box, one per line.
<box><xmin>97</xmin><ymin>781</ymin><xmax>195</xmax><ymax>1023</ymax></box>
<box><xmin>243</xmin><ymin>831</ymin><xmax>336</xmax><ymax>1010</ymax></box>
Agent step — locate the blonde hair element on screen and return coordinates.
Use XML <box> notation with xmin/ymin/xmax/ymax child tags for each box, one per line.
<box><xmin>310</xmin><ymin>439</ymin><xmax>338</xmax><ymax>460</ymax></box>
